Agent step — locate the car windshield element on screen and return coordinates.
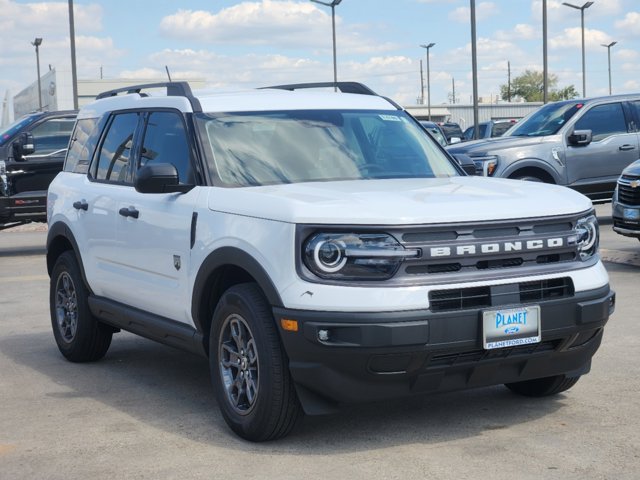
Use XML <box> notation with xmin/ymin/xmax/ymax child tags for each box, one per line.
<box><xmin>0</xmin><ymin>114</ymin><xmax>40</xmax><ymax>146</ymax></box>
<box><xmin>506</xmin><ymin>102</ymin><xmax>583</xmax><ymax>137</ymax></box>
<box><xmin>197</xmin><ymin>110</ymin><xmax>459</xmax><ymax>187</ymax></box>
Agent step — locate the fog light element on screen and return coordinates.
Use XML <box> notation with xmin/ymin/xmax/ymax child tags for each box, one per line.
<box><xmin>318</xmin><ymin>329</ymin><xmax>330</xmax><ymax>341</ymax></box>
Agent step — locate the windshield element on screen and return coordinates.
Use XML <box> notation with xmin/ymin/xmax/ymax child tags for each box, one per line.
<box><xmin>506</xmin><ymin>102</ymin><xmax>583</xmax><ymax>137</ymax></box>
<box><xmin>198</xmin><ymin>110</ymin><xmax>459</xmax><ymax>187</ymax></box>
<box><xmin>0</xmin><ymin>114</ymin><xmax>41</xmax><ymax>146</ymax></box>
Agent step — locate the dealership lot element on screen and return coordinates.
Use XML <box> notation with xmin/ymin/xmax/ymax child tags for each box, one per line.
<box><xmin>0</xmin><ymin>205</ymin><xmax>639</xmax><ymax>479</ymax></box>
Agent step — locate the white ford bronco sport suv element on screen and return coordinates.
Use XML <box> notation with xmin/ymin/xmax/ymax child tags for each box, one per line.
<box><xmin>47</xmin><ymin>82</ymin><xmax>614</xmax><ymax>441</ymax></box>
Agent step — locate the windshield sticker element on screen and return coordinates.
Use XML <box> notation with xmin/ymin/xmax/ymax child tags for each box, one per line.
<box><xmin>379</xmin><ymin>115</ymin><xmax>401</xmax><ymax>122</ymax></box>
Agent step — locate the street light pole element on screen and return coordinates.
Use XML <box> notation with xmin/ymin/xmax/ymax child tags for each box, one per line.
<box><xmin>310</xmin><ymin>0</ymin><xmax>343</xmax><ymax>92</ymax></box>
<box><xmin>470</xmin><ymin>0</ymin><xmax>479</xmax><ymax>140</ymax></box>
<box><xmin>562</xmin><ymin>2</ymin><xmax>594</xmax><ymax>98</ymax></box>
<box><xmin>601</xmin><ymin>41</ymin><xmax>617</xmax><ymax>95</ymax></box>
<box><xmin>31</xmin><ymin>38</ymin><xmax>43</xmax><ymax>111</ymax></box>
<box><xmin>68</xmin><ymin>0</ymin><xmax>79</xmax><ymax>110</ymax></box>
<box><xmin>543</xmin><ymin>0</ymin><xmax>548</xmax><ymax>104</ymax></box>
<box><xmin>419</xmin><ymin>43</ymin><xmax>435</xmax><ymax>120</ymax></box>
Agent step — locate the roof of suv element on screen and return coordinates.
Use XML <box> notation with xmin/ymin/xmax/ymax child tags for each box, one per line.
<box><xmin>79</xmin><ymin>82</ymin><xmax>398</xmax><ymax>120</ymax></box>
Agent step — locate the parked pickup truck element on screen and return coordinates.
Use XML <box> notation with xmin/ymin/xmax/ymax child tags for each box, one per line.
<box><xmin>1</xmin><ymin>110</ymin><xmax>77</xmax><ymax>229</ymax></box>
<box><xmin>447</xmin><ymin>94</ymin><xmax>640</xmax><ymax>202</ymax></box>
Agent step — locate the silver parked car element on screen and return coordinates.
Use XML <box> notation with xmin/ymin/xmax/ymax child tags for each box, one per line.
<box><xmin>612</xmin><ymin>159</ymin><xmax>640</xmax><ymax>240</ymax></box>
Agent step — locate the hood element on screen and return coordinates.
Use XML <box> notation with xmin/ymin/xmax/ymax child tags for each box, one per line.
<box><xmin>446</xmin><ymin>135</ymin><xmax>546</xmax><ymax>155</ymax></box>
<box><xmin>207</xmin><ymin>177</ymin><xmax>592</xmax><ymax>225</ymax></box>
<box><xmin>622</xmin><ymin>159</ymin><xmax>640</xmax><ymax>176</ymax></box>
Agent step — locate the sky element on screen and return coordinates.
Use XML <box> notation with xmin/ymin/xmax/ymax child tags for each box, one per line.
<box><xmin>1</xmin><ymin>0</ymin><xmax>639</xmax><ymax>115</ymax></box>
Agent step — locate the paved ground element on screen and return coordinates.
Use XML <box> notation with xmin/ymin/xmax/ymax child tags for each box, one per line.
<box><xmin>0</xmin><ymin>212</ymin><xmax>638</xmax><ymax>480</ymax></box>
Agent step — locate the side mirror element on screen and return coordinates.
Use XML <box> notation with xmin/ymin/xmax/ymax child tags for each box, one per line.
<box><xmin>449</xmin><ymin>137</ymin><xmax>462</xmax><ymax>144</ymax></box>
<box><xmin>452</xmin><ymin>153</ymin><xmax>478</xmax><ymax>176</ymax></box>
<box><xmin>568</xmin><ymin>129</ymin><xmax>592</xmax><ymax>146</ymax></box>
<box><xmin>12</xmin><ymin>132</ymin><xmax>35</xmax><ymax>160</ymax></box>
<box><xmin>135</xmin><ymin>163</ymin><xmax>194</xmax><ymax>194</ymax></box>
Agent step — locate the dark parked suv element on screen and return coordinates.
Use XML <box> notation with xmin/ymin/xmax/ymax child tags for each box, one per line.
<box><xmin>0</xmin><ymin>110</ymin><xmax>77</xmax><ymax>229</ymax></box>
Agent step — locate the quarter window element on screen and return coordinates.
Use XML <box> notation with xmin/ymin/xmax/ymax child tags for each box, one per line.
<box><xmin>65</xmin><ymin>118</ymin><xmax>100</xmax><ymax>173</ymax></box>
<box><xmin>94</xmin><ymin>113</ymin><xmax>139</xmax><ymax>183</ymax></box>
<box><xmin>574</xmin><ymin>103</ymin><xmax>628</xmax><ymax>142</ymax></box>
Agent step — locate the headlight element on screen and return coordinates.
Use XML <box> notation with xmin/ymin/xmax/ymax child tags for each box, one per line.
<box><xmin>471</xmin><ymin>155</ymin><xmax>498</xmax><ymax>176</ymax></box>
<box><xmin>574</xmin><ymin>214</ymin><xmax>599</xmax><ymax>260</ymax></box>
<box><xmin>303</xmin><ymin>233</ymin><xmax>419</xmax><ymax>280</ymax></box>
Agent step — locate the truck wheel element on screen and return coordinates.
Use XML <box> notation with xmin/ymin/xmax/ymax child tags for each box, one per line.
<box><xmin>513</xmin><ymin>175</ymin><xmax>543</xmax><ymax>182</ymax></box>
<box><xmin>210</xmin><ymin>283</ymin><xmax>302</xmax><ymax>441</ymax></box>
<box><xmin>505</xmin><ymin>374</ymin><xmax>580</xmax><ymax>397</ymax></box>
<box><xmin>50</xmin><ymin>251</ymin><xmax>112</xmax><ymax>362</ymax></box>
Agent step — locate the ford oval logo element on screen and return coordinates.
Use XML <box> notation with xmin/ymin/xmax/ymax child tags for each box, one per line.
<box><xmin>504</xmin><ymin>326</ymin><xmax>520</xmax><ymax>335</ymax></box>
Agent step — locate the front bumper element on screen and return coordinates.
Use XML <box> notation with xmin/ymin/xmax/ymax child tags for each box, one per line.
<box><xmin>274</xmin><ymin>284</ymin><xmax>614</xmax><ymax>415</ymax></box>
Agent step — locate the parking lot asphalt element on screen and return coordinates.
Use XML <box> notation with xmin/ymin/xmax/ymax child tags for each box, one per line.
<box><xmin>0</xmin><ymin>213</ymin><xmax>638</xmax><ymax>480</ymax></box>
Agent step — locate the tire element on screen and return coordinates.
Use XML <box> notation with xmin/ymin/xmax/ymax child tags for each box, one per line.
<box><xmin>50</xmin><ymin>251</ymin><xmax>112</xmax><ymax>362</ymax></box>
<box><xmin>210</xmin><ymin>283</ymin><xmax>302</xmax><ymax>441</ymax></box>
<box><xmin>513</xmin><ymin>175</ymin><xmax>544</xmax><ymax>183</ymax></box>
<box><xmin>505</xmin><ymin>374</ymin><xmax>581</xmax><ymax>397</ymax></box>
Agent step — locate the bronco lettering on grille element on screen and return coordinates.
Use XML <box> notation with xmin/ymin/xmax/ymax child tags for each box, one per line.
<box><xmin>428</xmin><ymin>237</ymin><xmax>565</xmax><ymax>258</ymax></box>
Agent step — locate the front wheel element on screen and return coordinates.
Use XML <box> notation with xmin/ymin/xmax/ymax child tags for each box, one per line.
<box><xmin>210</xmin><ymin>283</ymin><xmax>302</xmax><ymax>441</ymax></box>
<box><xmin>505</xmin><ymin>374</ymin><xmax>581</xmax><ymax>397</ymax></box>
<box><xmin>50</xmin><ymin>251</ymin><xmax>112</xmax><ymax>362</ymax></box>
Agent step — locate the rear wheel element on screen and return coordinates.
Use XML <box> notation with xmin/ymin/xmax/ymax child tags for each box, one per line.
<box><xmin>505</xmin><ymin>374</ymin><xmax>581</xmax><ymax>397</ymax></box>
<box><xmin>50</xmin><ymin>251</ymin><xmax>112</xmax><ymax>362</ymax></box>
<box><xmin>210</xmin><ymin>283</ymin><xmax>302</xmax><ymax>441</ymax></box>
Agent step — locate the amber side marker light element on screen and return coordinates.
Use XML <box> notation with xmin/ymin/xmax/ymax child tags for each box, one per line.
<box><xmin>280</xmin><ymin>319</ymin><xmax>299</xmax><ymax>332</ymax></box>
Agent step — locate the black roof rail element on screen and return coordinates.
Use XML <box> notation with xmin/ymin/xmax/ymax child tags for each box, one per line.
<box><xmin>95</xmin><ymin>81</ymin><xmax>202</xmax><ymax>112</ymax></box>
<box><xmin>262</xmin><ymin>82</ymin><xmax>378</xmax><ymax>96</ymax></box>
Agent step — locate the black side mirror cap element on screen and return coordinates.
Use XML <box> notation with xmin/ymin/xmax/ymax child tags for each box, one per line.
<box><xmin>452</xmin><ymin>153</ymin><xmax>478</xmax><ymax>176</ymax></box>
<box><xmin>568</xmin><ymin>129</ymin><xmax>592</xmax><ymax>146</ymax></box>
<box><xmin>135</xmin><ymin>163</ymin><xmax>194</xmax><ymax>194</ymax></box>
<box><xmin>12</xmin><ymin>132</ymin><xmax>35</xmax><ymax>160</ymax></box>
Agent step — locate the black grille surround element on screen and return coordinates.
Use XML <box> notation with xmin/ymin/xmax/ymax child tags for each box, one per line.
<box><xmin>296</xmin><ymin>210</ymin><xmax>596</xmax><ymax>287</ymax></box>
<box><xmin>618</xmin><ymin>175</ymin><xmax>640</xmax><ymax>206</ymax></box>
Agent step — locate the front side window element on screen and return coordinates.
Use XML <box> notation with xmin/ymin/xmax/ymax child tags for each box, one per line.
<box><xmin>198</xmin><ymin>110</ymin><xmax>459</xmax><ymax>187</ymax></box>
<box><xmin>574</xmin><ymin>103</ymin><xmax>628</xmax><ymax>142</ymax></box>
<box><xmin>29</xmin><ymin>117</ymin><xmax>76</xmax><ymax>155</ymax></box>
<box><xmin>139</xmin><ymin>111</ymin><xmax>193</xmax><ymax>183</ymax></box>
<box><xmin>94</xmin><ymin>113</ymin><xmax>139</xmax><ymax>183</ymax></box>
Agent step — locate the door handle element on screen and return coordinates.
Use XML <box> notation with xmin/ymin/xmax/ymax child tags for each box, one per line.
<box><xmin>619</xmin><ymin>144</ymin><xmax>636</xmax><ymax>151</ymax></box>
<box><xmin>118</xmin><ymin>206</ymin><xmax>139</xmax><ymax>219</ymax></box>
<box><xmin>73</xmin><ymin>201</ymin><xmax>88</xmax><ymax>211</ymax></box>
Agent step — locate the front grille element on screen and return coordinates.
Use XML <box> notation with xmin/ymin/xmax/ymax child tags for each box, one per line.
<box><xmin>519</xmin><ymin>277</ymin><xmax>574</xmax><ymax>302</ymax></box>
<box><xmin>618</xmin><ymin>175</ymin><xmax>640</xmax><ymax>206</ymax></box>
<box><xmin>428</xmin><ymin>340</ymin><xmax>561</xmax><ymax>368</ymax></box>
<box><xmin>614</xmin><ymin>220</ymin><xmax>640</xmax><ymax>231</ymax></box>
<box><xmin>429</xmin><ymin>277</ymin><xmax>574</xmax><ymax>312</ymax></box>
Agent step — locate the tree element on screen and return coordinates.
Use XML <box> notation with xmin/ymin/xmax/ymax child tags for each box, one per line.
<box><xmin>500</xmin><ymin>70</ymin><xmax>578</xmax><ymax>102</ymax></box>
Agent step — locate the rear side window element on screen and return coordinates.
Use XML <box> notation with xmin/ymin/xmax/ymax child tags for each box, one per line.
<box><xmin>65</xmin><ymin>118</ymin><xmax>101</xmax><ymax>174</ymax></box>
<box><xmin>94</xmin><ymin>113</ymin><xmax>139</xmax><ymax>183</ymax></box>
<box><xmin>574</xmin><ymin>103</ymin><xmax>628</xmax><ymax>142</ymax></box>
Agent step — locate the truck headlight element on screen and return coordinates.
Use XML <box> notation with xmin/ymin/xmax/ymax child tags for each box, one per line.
<box><xmin>303</xmin><ymin>233</ymin><xmax>419</xmax><ymax>280</ymax></box>
<box><xmin>574</xmin><ymin>215</ymin><xmax>598</xmax><ymax>260</ymax></box>
<box><xmin>471</xmin><ymin>155</ymin><xmax>498</xmax><ymax>176</ymax></box>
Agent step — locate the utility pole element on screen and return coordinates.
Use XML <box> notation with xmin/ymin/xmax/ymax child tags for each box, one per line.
<box><xmin>543</xmin><ymin>0</ymin><xmax>548</xmax><ymax>103</ymax></box>
<box><xmin>420</xmin><ymin>60</ymin><xmax>425</xmax><ymax>104</ymax></box>
<box><xmin>451</xmin><ymin>77</ymin><xmax>456</xmax><ymax>104</ymax></box>
<box><xmin>470</xmin><ymin>0</ymin><xmax>479</xmax><ymax>139</ymax></box>
<box><xmin>507</xmin><ymin>61</ymin><xmax>511</xmax><ymax>102</ymax></box>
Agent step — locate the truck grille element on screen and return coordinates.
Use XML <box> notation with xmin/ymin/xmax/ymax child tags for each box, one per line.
<box><xmin>618</xmin><ymin>175</ymin><xmax>640</xmax><ymax>206</ymax></box>
<box><xmin>429</xmin><ymin>277</ymin><xmax>574</xmax><ymax>312</ymax></box>
<box><xmin>396</xmin><ymin>214</ymin><xmax>581</xmax><ymax>279</ymax></box>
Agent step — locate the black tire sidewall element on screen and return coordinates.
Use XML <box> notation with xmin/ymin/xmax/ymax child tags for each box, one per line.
<box><xmin>50</xmin><ymin>251</ymin><xmax>111</xmax><ymax>361</ymax></box>
<box><xmin>209</xmin><ymin>284</ymin><xmax>289</xmax><ymax>441</ymax></box>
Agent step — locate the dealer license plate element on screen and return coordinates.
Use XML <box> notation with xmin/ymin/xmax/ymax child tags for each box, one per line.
<box><xmin>623</xmin><ymin>208</ymin><xmax>640</xmax><ymax>221</ymax></box>
<box><xmin>482</xmin><ymin>306</ymin><xmax>541</xmax><ymax>350</ymax></box>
